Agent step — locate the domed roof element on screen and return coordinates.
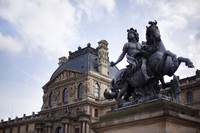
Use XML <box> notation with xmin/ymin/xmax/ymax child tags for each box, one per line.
<box><xmin>50</xmin><ymin>44</ymin><xmax>118</xmax><ymax>81</ymax></box>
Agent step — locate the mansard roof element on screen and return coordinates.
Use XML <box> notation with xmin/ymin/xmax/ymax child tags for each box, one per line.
<box><xmin>50</xmin><ymin>43</ymin><xmax>118</xmax><ymax>81</ymax></box>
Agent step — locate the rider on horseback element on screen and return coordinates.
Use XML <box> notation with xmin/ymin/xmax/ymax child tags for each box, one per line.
<box><xmin>105</xmin><ymin>21</ymin><xmax>194</xmax><ymax>106</ymax></box>
<box><xmin>110</xmin><ymin>28</ymin><xmax>152</xmax><ymax>81</ymax></box>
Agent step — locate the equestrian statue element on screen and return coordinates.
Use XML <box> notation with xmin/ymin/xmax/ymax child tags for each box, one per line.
<box><xmin>104</xmin><ymin>20</ymin><xmax>194</xmax><ymax>107</ymax></box>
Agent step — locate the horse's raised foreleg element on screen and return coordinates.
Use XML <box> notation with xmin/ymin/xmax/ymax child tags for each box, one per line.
<box><xmin>165</xmin><ymin>50</ymin><xmax>180</xmax><ymax>76</ymax></box>
<box><xmin>178</xmin><ymin>57</ymin><xmax>194</xmax><ymax>68</ymax></box>
<box><xmin>156</xmin><ymin>50</ymin><xmax>176</xmax><ymax>75</ymax></box>
<box><xmin>156</xmin><ymin>50</ymin><xmax>182</xmax><ymax>76</ymax></box>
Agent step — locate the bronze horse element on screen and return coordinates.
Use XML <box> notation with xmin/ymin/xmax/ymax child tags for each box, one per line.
<box><xmin>104</xmin><ymin>21</ymin><xmax>194</xmax><ymax>104</ymax></box>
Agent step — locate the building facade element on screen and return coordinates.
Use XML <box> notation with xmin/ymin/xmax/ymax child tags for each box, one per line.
<box><xmin>36</xmin><ymin>40</ymin><xmax>118</xmax><ymax>133</ymax></box>
<box><xmin>179</xmin><ymin>69</ymin><xmax>200</xmax><ymax>110</ymax></box>
<box><xmin>0</xmin><ymin>40</ymin><xmax>118</xmax><ymax>133</ymax></box>
<box><xmin>0</xmin><ymin>40</ymin><xmax>200</xmax><ymax>133</ymax></box>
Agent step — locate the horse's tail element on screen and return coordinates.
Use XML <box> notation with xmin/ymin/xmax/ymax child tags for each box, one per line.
<box><xmin>104</xmin><ymin>89</ymin><xmax>117</xmax><ymax>99</ymax></box>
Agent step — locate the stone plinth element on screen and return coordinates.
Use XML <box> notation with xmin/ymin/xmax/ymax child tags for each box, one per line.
<box><xmin>92</xmin><ymin>99</ymin><xmax>200</xmax><ymax>133</ymax></box>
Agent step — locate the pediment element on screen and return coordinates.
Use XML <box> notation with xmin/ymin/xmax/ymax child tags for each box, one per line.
<box><xmin>54</xmin><ymin>69</ymin><xmax>83</xmax><ymax>82</ymax></box>
<box><xmin>45</xmin><ymin>69</ymin><xmax>83</xmax><ymax>87</ymax></box>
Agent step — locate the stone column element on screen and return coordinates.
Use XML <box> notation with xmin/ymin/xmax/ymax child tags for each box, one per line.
<box><xmin>62</xmin><ymin>123</ymin><xmax>65</xmax><ymax>133</ymax></box>
<box><xmin>81</xmin><ymin>121</ymin><xmax>86</xmax><ymax>133</ymax></box>
<box><xmin>62</xmin><ymin>119</ymin><xmax>70</xmax><ymax>133</ymax></box>
<box><xmin>47</xmin><ymin>126</ymin><xmax>51</xmax><ymax>133</ymax></box>
<box><xmin>68</xmin><ymin>123</ymin><xmax>72</xmax><ymax>133</ymax></box>
<box><xmin>45</xmin><ymin>123</ymin><xmax>52</xmax><ymax>133</ymax></box>
<box><xmin>79</xmin><ymin>114</ymin><xmax>90</xmax><ymax>133</ymax></box>
<box><xmin>86</xmin><ymin>121</ymin><xmax>90</xmax><ymax>133</ymax></box>
<box><xmin>80</xmin><ymin>120</ymin><xmax>90</xmax><ymax>133</ymax></box>
<box><xmin>65</xmin><ymin>123</ymin><xmax>68</xmax><ymax>133</ymax></box>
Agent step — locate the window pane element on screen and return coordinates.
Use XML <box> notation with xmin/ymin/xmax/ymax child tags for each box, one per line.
<box><xmin>94</xmin><ymin>83</ymin><xmax>100</xmax><ymax>99</ymax></box>
<box><xmin>78</xmin><ymin>84</ymin><xmax>83</xmax><ymax>99</ymax></box>
<box><xmin>56</xmin><ymin>127</ymin><xmax>62</xmax><ymax>133</ymax></box>
<box><xmin>63</xmin><ymin>88</ymin><xmax>68</xmax><ymax>102</ymax></box>
<box><xmin>49</xmin><ymin>92</ymin><xmax>55</xmax><ymax>106</ymax></box>
<box><xmin>186</xmin><ymin>90</ymin><xmax>193</xmax><ymax>102</ymax></box>
<box><xmin>94</xmin><ymin>109</ymin><xmax>98</xmax><ymax>117</ymax></box>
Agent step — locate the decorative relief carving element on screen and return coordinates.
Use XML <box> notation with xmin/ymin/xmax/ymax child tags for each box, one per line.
<box><xmin>42</xmin><ymin>89</ymin><xmax>48</xmax><ymax>109</ymax></box>
<box><xmin>69</xmin><ymin>86</ymin><xmax>75</xmax><ymax>97</ymax></box>
<box><xmin>54</xmin><ymin>89</ymin><xmax>60</xmax><ymax>102</ymax></box>
<box><xmin>55</xmin><ymin>70</ymin><xmax>82</xmax><ymax>82</ymax></box>
<box><xmin>84</xmin><ymin>79</ymin><xmax>91</xmax><ymax>93</ymax></box>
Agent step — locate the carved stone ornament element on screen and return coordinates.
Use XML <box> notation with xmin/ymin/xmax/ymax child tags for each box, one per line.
<box><xmin>55</xmin><ymin>70</ymin><xmax>82</xmax><ymax>82</ymax></box>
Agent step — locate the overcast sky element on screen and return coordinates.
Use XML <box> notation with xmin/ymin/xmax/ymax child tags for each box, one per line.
<box><xmin>0</xmin><ymin>0</ymin><xmax>200</xmax><ymax>120</ymax></box>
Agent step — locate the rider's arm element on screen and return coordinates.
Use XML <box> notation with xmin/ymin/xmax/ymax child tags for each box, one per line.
<box><xmin>111</xmin><ymin>43</ymin><xmax>127</xmax><ymax>67</ymax></box>
<box><xmin>114</xmin><ymin>51</ymin><xmax>126</xmax><ymax>65</ymax></box>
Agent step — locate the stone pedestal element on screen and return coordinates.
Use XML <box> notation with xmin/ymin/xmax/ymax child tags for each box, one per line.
<box><xmin>92</xmin><ymin>99</ymin><xmax>200</xmax><ymax>133</ymax></box>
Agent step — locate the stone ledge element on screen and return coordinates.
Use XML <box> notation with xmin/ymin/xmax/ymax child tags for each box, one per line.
<box><xmin>91</xmin><ymin>99</ymin><xmax>200</xmax><ymax>132</ymax></box>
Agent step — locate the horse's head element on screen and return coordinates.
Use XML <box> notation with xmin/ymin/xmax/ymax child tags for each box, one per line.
<box><xmin>146</xmin><ymin>20</ymin><xmax>161</xmax><ymax>43</ymax></box>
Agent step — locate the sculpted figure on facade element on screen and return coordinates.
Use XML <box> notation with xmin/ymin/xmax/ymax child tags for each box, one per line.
<box><xmin>42</xmin><ymin>89</ymin><xmax>48</xmax><ymax>109</ymax></box>
<box><xmin>54</xmin><ymin>89</ymin><xmax>60</xmax><ymax>102</ymax></box>
<box><xmin>104</xmin><ymin>20</ymin><xmax>194</xmax><ymax>108</ymax></box>
<box><xmin>69</xmin><ymin>86</ymin><xmax>75</xmax><ymax>97</ymax></box>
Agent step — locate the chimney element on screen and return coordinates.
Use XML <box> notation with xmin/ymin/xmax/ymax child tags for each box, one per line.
<box><xmin>58</xmin><ymin>56</ymin><xmax>67</xmax><ymax>66</ymax></box>
<box><xmin>97</xmin><ymin>40</ymin><xmax>109</xmax><ymax>76</ymax></box>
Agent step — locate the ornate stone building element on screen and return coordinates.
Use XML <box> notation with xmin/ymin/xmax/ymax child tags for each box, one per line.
<box><xmin>179</xmin><ymin>69</ymin><xmax>200</xmax><ymax>110</ymax></box>
<box><xmin>0</xmin><ymin>40</ymin><xmax>118</xmax><ymax>133</ymax></box>
<box><xmin>0</xmin><ymin>40</ymin><xmax>200</xmax><ymax>133</ymax></box>
<box><xmin>36</xmin><ymin>40</ymin><xmax>118</xmax><ymax>133</ymax></box>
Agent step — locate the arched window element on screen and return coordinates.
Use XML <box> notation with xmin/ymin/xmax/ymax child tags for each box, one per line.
<box><xmin>94</xmin><ymin>83</ymin><xmax>100</xmax><ymax>99</ymax></box>
<box><xmin>49</xmin><ymin>92</ymin><xmax>55</xmax><ymax>107</ymax></box>
<box><xmin>78</xmin><ymin>83</ymin><xmax>83</xmax><ymax>99</ymax></box>
<box><xmin>55</xmin><ymin>127</ymin><xmax>62</xmax><ymax>133</ymax></box>
<box><xmin>63</xmin><ymin>88</ymin><xmax>68</xmax><ymax>103</ymax></box>
<box><xmin>186</xmin><ymin>90</ymin><xmax>193</xmax><ymax>102</ymax></box>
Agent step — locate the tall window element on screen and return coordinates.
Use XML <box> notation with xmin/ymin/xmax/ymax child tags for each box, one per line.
<box><xmin>49</xmin><ymin>92</ymin><xmax>55</xmax><ymax>107</ymax></box>
<box><xmin>63</xmin><ymin>88</ymin><xmax>68</xmax><ymax>103</ymax></box>
<box><xmin>186</xmin><ymin>90</ymin><xmax>193</xmax><ymax>102</ymax></box>
<box><xmin>94</xmin><ymin>109</ymin><xmax>99</xmax><ymax>117</ymax></box>
<box><xmin>78</xmin><ymin>83</ymin><xmax>83</xmax><ymax>99</ymax></box>
<box><xmin>94</xmin><ymin>83</ymin><xmax>100</xmax><ymax>99</ymax></box>
<box><xmin>56</xmin><ymin>127</ymin><xmax>62</xmax><ymax>133</ymax></box>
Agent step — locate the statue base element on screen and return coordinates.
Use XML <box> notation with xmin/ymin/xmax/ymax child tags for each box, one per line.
<box><xmin>92</xmin><ymin>99</ymin><xmax>200</xmax><ymax>133</ymax></box>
